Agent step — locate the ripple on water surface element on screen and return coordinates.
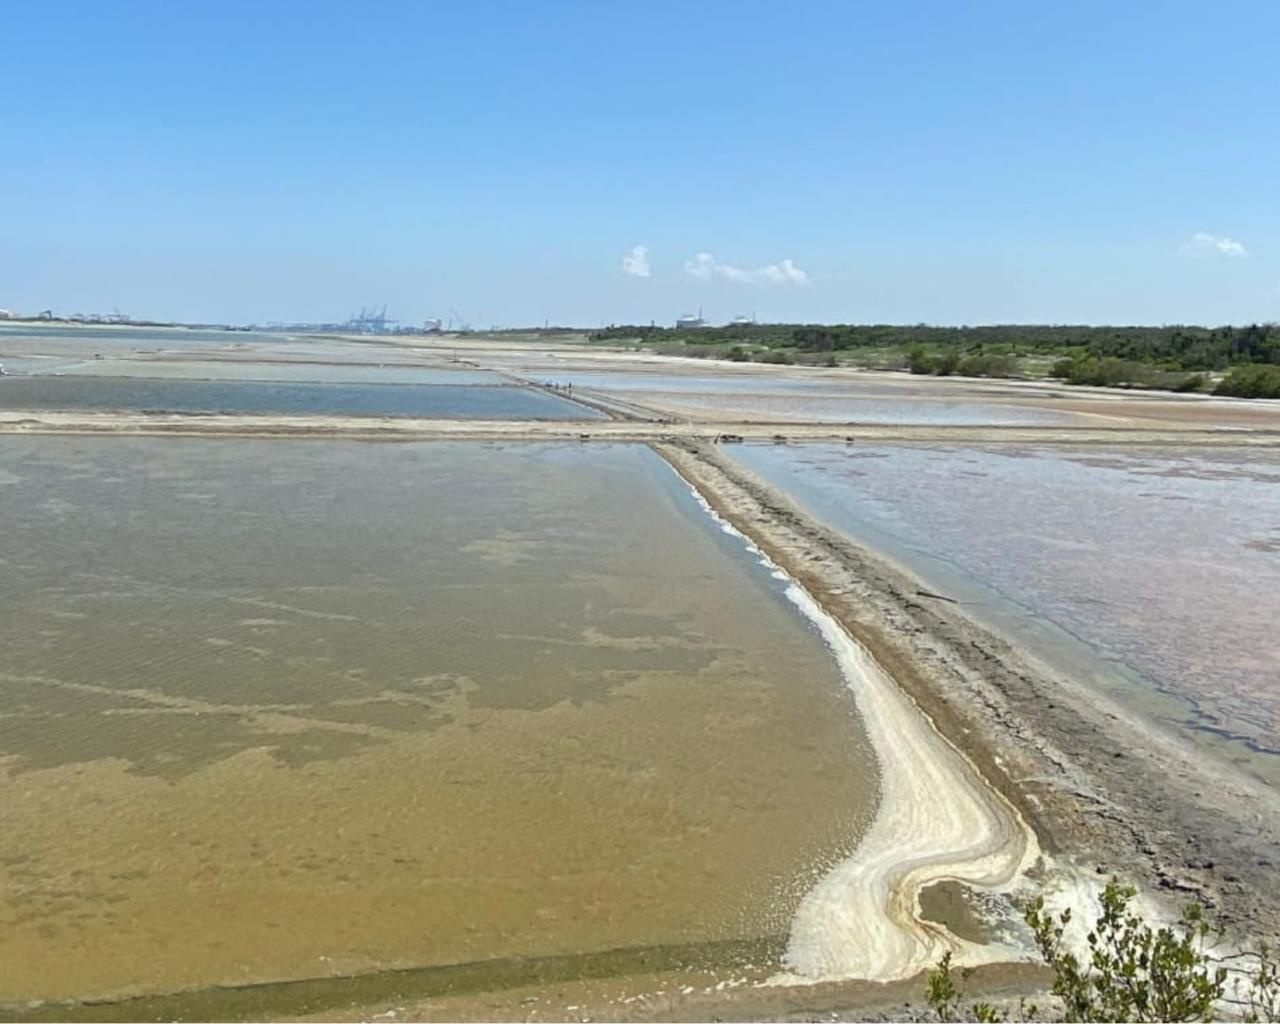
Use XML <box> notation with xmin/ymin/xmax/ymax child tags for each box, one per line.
<box><xmin>0</xmin><ymin>437</ymin><xmax>875</xmax><ymax>1008</ymax></box>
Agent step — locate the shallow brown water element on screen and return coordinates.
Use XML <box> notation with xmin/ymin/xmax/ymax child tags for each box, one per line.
<box><xmin>0</xmin><ymin>438</ymin><xmax>876</xmax><ymax>1010</ymax></box>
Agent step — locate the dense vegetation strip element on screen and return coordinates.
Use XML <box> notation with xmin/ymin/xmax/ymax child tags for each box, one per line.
<box><xmin>588</xmin><ymin>324</ymin><xmax>1280</xmax><ymax>396</ymax></box>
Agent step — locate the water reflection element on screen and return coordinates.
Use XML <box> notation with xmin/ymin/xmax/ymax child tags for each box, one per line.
<box><xmin>736</xmin><ymin>442</ymin><xmax>1280</xmax><ymax>775</ymax></box>
<box><xmin>0</xmin><ymin>376</ymin><xmax>596</xmax><ymax>419</ymax></box>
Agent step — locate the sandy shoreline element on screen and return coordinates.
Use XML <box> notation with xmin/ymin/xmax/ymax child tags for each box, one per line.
<box><xmin>656</xmin><ymin>442</ymin><xmax>1280</xmax><ymax>954</ymax></box>
<box><xmin>666</xmin><ymin>461</ymin><xmax>1041</xmax><ymax>982</ymax></box>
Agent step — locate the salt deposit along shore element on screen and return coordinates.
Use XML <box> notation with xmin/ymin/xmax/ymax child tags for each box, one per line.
<box><xmin>655</xmin><ymin>442</ymin><xmax>1280</xmax><ymax>973</ymax></box>
<box><xmin>667</xmin><ymin>461</ymin><xmax>1041</xmax><ymax>982</ymax></box>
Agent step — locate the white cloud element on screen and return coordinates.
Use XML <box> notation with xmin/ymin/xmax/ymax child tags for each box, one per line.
<box><xmin>1187</xmin><ymin>232</ymin><xmax>1248</xmax><ymax>258</ymax></box>
<box><xmin>621</xmin><ymin>244</ymin><xmax>651</xmax><ymax>278</ymax></box>
<box><xmin>683</xmin><ymin>252</ymin><xmax>810</xmax><ymax>285</ymax></box>
<box><xmin>761</xmin><ymin>259</ymin><xmax>809</xmax><ymax>284</ymax></box>
<box><xmin>684</xmin><ymin>252</ymin><xmax>716</xmax><ymax>280</ymax></box>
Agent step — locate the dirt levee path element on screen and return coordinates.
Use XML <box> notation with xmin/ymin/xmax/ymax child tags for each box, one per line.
<box><xmin>656</xmin><ymin>441</ymin><xmax>1280</xmax><ymax>953</ymax></box>
<box><xmin>3</xmin><ymin>409</ymin><xmax>1280</xmax><ymax>448</ymax></box>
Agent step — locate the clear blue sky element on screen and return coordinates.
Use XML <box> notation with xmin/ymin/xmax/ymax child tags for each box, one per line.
<box><xmin>3</xmin><ymin>0</ymin><xmax>1278</xmax><ymax>327</ymax></box>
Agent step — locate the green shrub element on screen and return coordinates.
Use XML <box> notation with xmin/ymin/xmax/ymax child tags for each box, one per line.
<box><xmin>1057</xmin><ymin>357</ymin><xmax>1151</xmax><ymax>387</ymax></box>
<box><xmin>1214</xmin><ymin>364</ymin><xmax>1280</xmax><ymax>399</ymax></box>
<box><xmin>1025</xmin><ymin>882</ymin><xmax>1225</xmax><ymax>1021</ymax></box>
<box><xmin>934</xmin><ymin>351</ymin><xmax>960</xmax><ymax>376</ymax></box>
<box><xmin>926</xmin><ymin>880</ymin><xmax>1280</xmax><ymax>1022</ymax></box>
<box><xmin>591</xmin><ymin>322</ymin><xmax>1280</xmax><ymax>375</ymax></box>
<box><xmin>908</xmin><ymin>346</ymin><xmax>935</xmax><ymax>374</ymax></box>
<box><xmin>957</xmin><ymin>353</ymin><xmax>1019</xmax><ymax>378</ymax></box>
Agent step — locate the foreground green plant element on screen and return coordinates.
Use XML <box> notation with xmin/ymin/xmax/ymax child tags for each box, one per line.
<box><xmin>928</xmin><ymin>949</ymin><xmax>1029</xmax><ymax>1022</ymax></box>
<box><xmin>925</xmin><ymin>880</ymin><xmax>1278</xmax><ymax>1022</ymax></box>
<box><xmin>1236</xmin><ymin>942</ymin><xmax>1280</xmax><ymax>1023</ymax></box>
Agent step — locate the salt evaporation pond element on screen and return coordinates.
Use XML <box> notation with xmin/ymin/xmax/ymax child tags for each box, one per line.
<box><xmin>0</xmin><ymin>324</ymin><xmax>468</xmax><ymax>380</ymax></box>
<box><xmin>14</xmin><ymin>359</ymin><xmax>505</xmax><ymax>386</ymax></box>
<box><xmin>735</xmin><ymin>442</ymin><xmax>1280</xmax><ymax>782</ymax></box>
<box><xmin>610</xmin><ymin>389</ymin><xmax>1083</xmax><ymax>425</ymax></box>
<box><xmin>527</xmin><ymin>370</ymin><xmax>1086</xmax><ymax>426</ymax></box>
<box><xmin>0</xmin><ymin>323</ymin><xmax>292</xmax><ymax>348</ymax></box>
<box><xmin>0</xmin><ymin>375</ymin><xmax>596</xmax><ymax>419</ymax></box>
<box><xmin>0</xmin><ymin>438</ymin><xmax>875</xmax><ymax>1010</ymax></box>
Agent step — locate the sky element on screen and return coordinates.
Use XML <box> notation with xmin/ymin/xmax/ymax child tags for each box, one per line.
<box><xmin>2</xmin><ymin>0</ymin><xmax>1279</xmax><ymax>328</ymax></box>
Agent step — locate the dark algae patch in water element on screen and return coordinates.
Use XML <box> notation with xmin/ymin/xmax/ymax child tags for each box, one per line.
<box><xmin>8</xmin><ymin>937</ymin><xmax>782</xmax><ymax>1022</ymax></box>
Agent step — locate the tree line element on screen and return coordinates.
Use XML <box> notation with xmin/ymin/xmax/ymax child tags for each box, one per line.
<box><xmin>589</xmin><ymin>323</ymin><xmax>1280</xmax><ymax>396</ymax></box>
<box><xmin>590</xmin><ymin>323</ymin><xmax>1280</xmax><ymax>371</ymax></box>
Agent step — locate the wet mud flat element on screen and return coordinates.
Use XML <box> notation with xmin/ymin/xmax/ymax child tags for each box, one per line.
<box><xmin>655</xmin><ymin>442</ymin><xmax>1280</xmax><ymax>955</ymax></box>
<box><xmin>0</xmin><ymin>324</ymin><xmax>305</xmax><ymax>376</ymax></box>
<box><xmin>576</xmin><ymin>387</ymin><xmax>1089</xmax><ymax>427</ymax></box>
<box><xmin>0</xmin><ymin>438</ymin><xmax>875</xmax><ymax>1015</ymax></box>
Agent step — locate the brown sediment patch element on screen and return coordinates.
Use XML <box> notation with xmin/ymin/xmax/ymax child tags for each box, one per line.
<box><xmin>3</xmin><ymin>938</ymin><xmax>783</xmax><ymax>1024</ymax></box>
<box><xmin>918</xmin><ymin>880</ymin><xmax>995</xmax><ymax>944</ymax></box>
<box><xmin>652</xmin><ymin>441</ymin><xmax>1280</xmax><ymax>957</ymax></box>
<box><xmin>3</xmin><ymin>942</ymin><xmax>1053</xmax><ymax>1024</ymax></box>
<box><xmin>0</xmin><ymin>438</ymin><xmax>876</xmax><ymax>1012</ymax></box>
<box><xmin>299</xmin><ymin>959</ymin><xmax>1052</xmax><ymax>1023</ymax></box>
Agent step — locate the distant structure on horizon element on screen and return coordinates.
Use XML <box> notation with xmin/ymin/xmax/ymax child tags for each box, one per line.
<box><xmin>3</xmin><ymin>308</ymin><xmax>144</xmax><ymax>324</ymax></box>
<box><xmin>69</xmin><ymin>311</ymin><xmax>131</xmax><ymax>324</ymax></box>
<box><xmin>730</xmin><ymin>314</ymin><xmax>755</xmax><ymax>326</ymax></box>
<box><xmin>344</xmin><ymin>305</ymin><xmax>398</xmax><ymax>334</ymax></box>
<box><xmin>260</xmin><ymin>305</ymin><xmax>432</xmax><ymax>336</ymax></box>
<box><xmin>675</xmin><ymin>309</ymin><xmax>708</xmax><ymax>329</ymax></box>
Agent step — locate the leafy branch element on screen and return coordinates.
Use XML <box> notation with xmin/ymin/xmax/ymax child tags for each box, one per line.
<box><xmin>925</xmin><ymin>880</ymin><xmax>1278</xmax><ymax>1023</ymax></box>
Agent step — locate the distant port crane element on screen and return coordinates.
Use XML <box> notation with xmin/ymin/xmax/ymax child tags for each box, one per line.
<box><xmin>344</xmin><ymin>304</ymin><xmax>398</xmax><ymax>334</ymax></box>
